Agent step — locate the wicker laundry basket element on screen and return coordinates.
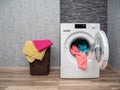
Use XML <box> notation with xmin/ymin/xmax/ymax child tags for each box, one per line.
<box><xmin>29</xmin><ymin>48</ymin><xmax>50</xmax><ymax>75</ymax></box>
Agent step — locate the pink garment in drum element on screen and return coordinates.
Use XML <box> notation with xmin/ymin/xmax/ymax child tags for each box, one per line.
<box><xmin>71</xmin><ymin>45</ymin><xmax>87</xmax><ymax>70</ymax></box>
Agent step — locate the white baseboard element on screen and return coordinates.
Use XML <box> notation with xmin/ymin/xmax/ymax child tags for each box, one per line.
<box><xmin>108</xmin><ymin>64</ymin><xmax>120</xmax><ymax>73</ymax></box>
<box><xmin>50</xmin><ymin>66</ymin><xmax>60</xmax><ymax>69</ymax></box>
<box><xmin>0</xmin><ymin>66</ymin><xmax>60</xmax><ymax>70</ymax></box>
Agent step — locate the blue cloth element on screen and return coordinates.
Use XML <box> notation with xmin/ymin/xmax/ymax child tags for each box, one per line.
<box><xmin>78</xmin><ymin>40</ymin><xmax>89</xmax><ymax>53</ymax></box>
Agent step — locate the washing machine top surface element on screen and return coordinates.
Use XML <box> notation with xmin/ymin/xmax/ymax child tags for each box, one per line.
<box><xmin>61</xmin><ymin>23</ymin><xmax>100</xmax><ymax>38</ymax></box>
<box><xmin>61</xmin><ymin>23</ymin><xmax>100</xmax><ymax>31</ymax></box>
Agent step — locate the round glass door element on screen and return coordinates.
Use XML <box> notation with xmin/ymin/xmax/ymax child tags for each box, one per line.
<box><xmin>95</xmin><ymin>30</ymin><xmax>109</xmax><ymax>70</ymax></box>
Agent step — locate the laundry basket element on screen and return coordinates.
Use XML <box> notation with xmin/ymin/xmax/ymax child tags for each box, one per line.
<box><xmin>29</xmin><ymin>48</ymin><xmax>50</xmax><ymax>75</ymax></box>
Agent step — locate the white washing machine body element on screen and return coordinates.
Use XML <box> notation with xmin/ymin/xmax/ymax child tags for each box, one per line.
<box><xmin>61</xmin><ymin>23</ymin><xmax>109</xmax><ymax>78</ymax></box>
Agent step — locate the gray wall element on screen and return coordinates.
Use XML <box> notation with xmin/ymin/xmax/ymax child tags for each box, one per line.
<box><xmin>60</xmin><ymin>0</ymin><xmax>107</xmax><ymax>33</ymax></box>
<box><xmin>1</xmin><ymin>0</ymin><xmax>115</xmax><ymax>68</ymax></box>
<box><xmin>0</xmin><ymin>0</ymin><xmax>60</xmax><ymax>66</ymax></box>
<box><xmin>108</xmin><ymin>0</ymin><xmax>120</xmax><ymax>70</ymax></box>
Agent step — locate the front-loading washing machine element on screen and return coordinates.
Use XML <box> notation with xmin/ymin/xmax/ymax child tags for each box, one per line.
<box><xmin>61</xmin><ymin>23</ymin><xmax>109</xmax><ymax>78</ymax></box>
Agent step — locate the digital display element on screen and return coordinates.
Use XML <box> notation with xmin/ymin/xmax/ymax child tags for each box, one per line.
<box><xmin>75</xmin><ymin>24</ymin><xmax>86</xmax><ymax>28</ymax></box>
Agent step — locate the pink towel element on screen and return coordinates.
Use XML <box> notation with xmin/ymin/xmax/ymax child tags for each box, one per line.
<box><xmin>71</xmin><ymin>45</ymin><xmax>87</xmax><ymax>70</ymax></box>
<box><xmin>32</xmin><ymin>40</ymin><xmax>53</xmax><ymax>51</ymax></box>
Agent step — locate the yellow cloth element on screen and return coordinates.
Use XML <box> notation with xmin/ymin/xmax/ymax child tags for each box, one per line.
<box><xmin>23</xmin><ymin>41</ymin><xmax>46</xmax><ymax>63</ymax></box>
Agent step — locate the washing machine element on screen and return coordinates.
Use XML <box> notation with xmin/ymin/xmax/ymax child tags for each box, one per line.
<box><xmin>61</xmin><ymin>23</ymin><xmax>109</xmax><ymax>78</ymax></box>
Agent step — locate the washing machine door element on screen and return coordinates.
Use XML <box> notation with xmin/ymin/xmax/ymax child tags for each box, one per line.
<box><xmin>95</xmin><ymin>30</ymin><xmax>109</xmax><ymax>70</ymax></box>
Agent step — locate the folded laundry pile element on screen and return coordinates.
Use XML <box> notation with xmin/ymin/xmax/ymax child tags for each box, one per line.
<box><xmin>71</xmin><ymin>45</ymin><xmax>87</xmax><ymax>70</ymax></box>
<box><xmin>23</xmin><ymin>40</ymin><xmax>53</xmax><ymax>63</ymax></box>
<box><xmin>32</xmin><ymin>40</ymin><xmax>53</xmax><ymax>51</ymax></box>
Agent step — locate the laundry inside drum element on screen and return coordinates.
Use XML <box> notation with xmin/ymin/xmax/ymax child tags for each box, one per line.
<box><xmin>70</xmin><ymin>38</ymin><xmax>90</xmax><ymax>56</ymax></box>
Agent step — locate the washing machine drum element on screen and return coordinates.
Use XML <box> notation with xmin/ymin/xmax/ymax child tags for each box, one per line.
<box><xmin>65</xmin><ymin>30</ymin><xmax>109</xmax><ymax>70</ymax></box>
<box><xmin>71</xmin><ymin>39</ymin><xmax>89</xmax><ymax>53</ymax></box>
